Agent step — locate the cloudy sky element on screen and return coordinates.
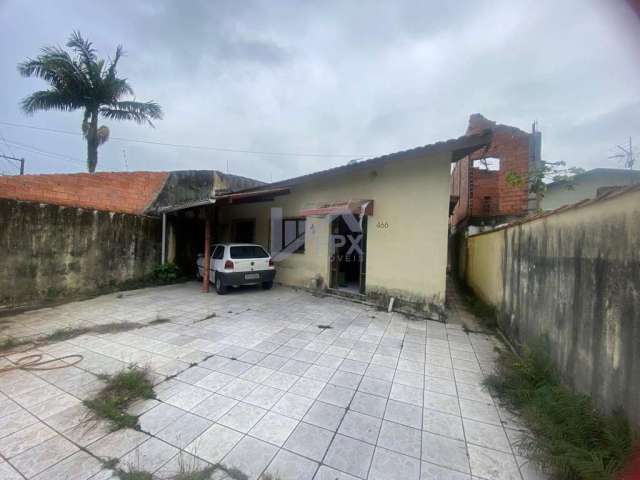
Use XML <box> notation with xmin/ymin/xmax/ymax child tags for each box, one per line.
<box><xmin>0</xmin><ymin>0</ymin><xmax>639</xmax><ymax>182</ymax></box>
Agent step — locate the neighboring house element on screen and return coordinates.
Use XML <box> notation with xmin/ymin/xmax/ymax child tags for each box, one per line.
<box><xmin>541</xmin><ymin>168</ymin><xmax>640</xmax><ymax>211</ymax></box>
<box><xmin>0</xmin><ymin>170</ymin><xmax>264</xmax><ymax>215</ymax></box>
<box><xmin>450</xmin><ymin>114</ymin><xmax>541</xmax><ymax>229</ymax></box>
<box><xmin>0</xmin><ymin>126</ymin><xmax>491</xmax><ymax>317</ymax></box>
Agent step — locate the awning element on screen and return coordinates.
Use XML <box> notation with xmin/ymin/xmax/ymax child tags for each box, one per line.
<box><xmin>300</xmin><ymin>199</ymin><xmax>374</xmax><ymax>217</ymax></box>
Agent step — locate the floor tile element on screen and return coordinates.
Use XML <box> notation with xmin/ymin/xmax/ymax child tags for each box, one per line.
<box><xmin>264</xmin><ymin>449</ymin><xmax>318</xmax><ymax>480</ymax></box>
<box><xmin>383</xmin><ymin>400</ymin><xmax>422</xmax><ymax>429</ymax></box>
<box><xmin>377</xmin><ymin>420</ymin><xmax>421</xmax><ymax>458</ymax></box>
<box><xmin>324</xmin><ymin>434</ymin><xmax>374</xmax><ymax>479</ymax></box>
<box><xmin>222</xmin><ymin>436</ymin><xmax>278</xmax><ymax>480</ymax></box>
<box><xmin>272</xmin><ymin>392</ymin><xmax>315</xmax><ymax>420</ymax></box>
<box><xmin>421</xmin><ymin>431</ymin><xmax>469</xmax><ymax>474</ymax></box>
<box><xmin>190</xmin><ymin>393</ymin><xmax>238</xmax><ymax>421</ymax></box>
<box><xmin>369</xmin><ymin>447</ymin><xmax>420</xmax><ymax>480</ymax></box>
<box><xmin>318</xmin><ymin>384</ymin><xmax>355</xmax><ymax>408</ymax></box>
<box><xmin>463</xmin><ymin>418</ymin><xmax>511</xmax><ymax>453</ymax></box>
<box><xmin>219</xmin><ymin>402</ymin><xmax>267</xmax><ymax>433</ymax></box>
<box><xmin>303</xmin><ymin>401</ymin><xmax>345</xmax><ymax>431</ymax></box>
<box><xmin>314</xmin><ymin>465</ymin><xmax>360</xmax><ymax>479</ymax></box>
<box><xmin>118</xmin><ymin>437</ymin><xmax>179</xmax><ymax>472</ymax></box>
<box><xmin>389</xmin><ymin>383</ymin><xmax>423</xmax><ymax>406</ymax></box>
<box><xmin>185</xmin><ymin>423</ymin><xmax>242</xmax><ymax>464</ymax></box>
<box><xmin>420</xmin><ymin>462</ymin><xmax>471</xmax><ymax>480</ymax></box>
<box><xmin>423</xmin><ymin>408</ymin><xmax>464</xmax><ymax>440</ymax></box>
<box><xmin>32</xmin><ymin>450</ymin><xmax>102</xmax><ymax>480</ymax></box>
<box><xmin>249</xmin><ymin>411</ymin><xmax>298</xmax><ymax>446</ymax></box>
<box><xmin>156</xmin><ymin>412</ymin><xmax>213</xmax><ymax>448</ymax></box>
<box><xmin>358</xmin><ymin>377</ymin><xmax>391</xmax><ymax>398</ymax></box>
<box><xmin>283</xmin><ymin>422</ymin><xmax>333</xmax><ymax>461</ymax></box>
<box><xmin>350</xmin><ymin>391</ymin><xmax>387</xmax><ymax>418</ymax></box>
<box><xmin>11</xmin><ymin>434</ymin><xmax>79</xmax><ymax>478</ymax></box>
<box><xmin>467</xmin><ymin>444</ymin><xmax>521</xmax><ymax>480</ymax></box>
<box><xmin>338</xmin><ymin>410</ymin><xmax>381</xmax><ymax>444</ymax></box>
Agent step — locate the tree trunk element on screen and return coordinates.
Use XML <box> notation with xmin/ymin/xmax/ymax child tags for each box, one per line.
<box><xmin>86</xmin><ymin>110</ymin><xmax>99</xmax><ymax>173</ymax></box>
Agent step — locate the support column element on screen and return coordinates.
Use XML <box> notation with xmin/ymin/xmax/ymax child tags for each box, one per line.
<box><xmin>161</xmin><ymin>213</ymin><xmax>167</xmax><ymax>265</ymax></box>
<box><xmin>202</xmin><ymin>211</ymin><xmax>211</xmax><ymax>292</ymax></box>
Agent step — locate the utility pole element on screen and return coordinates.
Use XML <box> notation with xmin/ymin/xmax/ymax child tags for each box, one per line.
<box><xmin>0</xmin><ymin>154</ymin><xmax>25</xmax><ymax>174</ymax></box>
<box><xmin>608</xmin><ymin>137</ymin><xmax>635</xmax><ymax>170</ymax></box>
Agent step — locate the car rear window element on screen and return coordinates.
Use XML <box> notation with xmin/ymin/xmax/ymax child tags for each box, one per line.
<box><xmin>230</xmin><ymin>246</ymin><xmax>269</xmax><ymax>259</ymax></box>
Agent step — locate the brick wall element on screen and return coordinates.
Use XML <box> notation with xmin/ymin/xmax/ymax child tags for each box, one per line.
<box><xmin>450</xmin><ymin>114</ymin><xmax>531</xmax><ymax>226</ymax></box>
<box><xmin>0</xmin><ymin>171</ymin><xmax>169</xmax><ymax>215</ymax></box>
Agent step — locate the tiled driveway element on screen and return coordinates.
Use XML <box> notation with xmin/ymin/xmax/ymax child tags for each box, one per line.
<box><xmin>0</xmin><ymin>283</ymin><xmax>544</xmax><ymax>480</ymax></box>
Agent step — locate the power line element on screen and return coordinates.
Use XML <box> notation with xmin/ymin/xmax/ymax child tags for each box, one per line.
<box><xmin>3</xmin><ymin>139</ymin><xmax>84</xmax><ymax>167</ymax></box>
<box><xmin>0</xmin><ymin>120</ymin><xmax>370</xmax><ymax>159</ymax></box>
<box><xmin>0</xmin><ymin>154</ymin><xmax>25</xmax><ymax>175</ymax></box>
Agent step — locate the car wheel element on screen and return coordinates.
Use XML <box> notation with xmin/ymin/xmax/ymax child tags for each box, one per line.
<box><xmin>215</xmin><ymin>275</ymin><xmax>227</xmax><ymax>295</ymax></box>
<box><xmin>261</xmin><ymin>281</ymin><xmax>273</xmax><ymax>290</ymax></box>
<box><xmin>195</xmin><ymin>269</ymin><xmax>202</xmax><ymax>281</ymax></box>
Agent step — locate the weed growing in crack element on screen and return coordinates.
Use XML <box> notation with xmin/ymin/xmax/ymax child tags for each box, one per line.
<box><xmin>484</xmin><ymin>340</ymin><xmax>636</xmax><ymax>479</ymax></box>
<box><xmin>84</xmin><ymin>366</ymin><xmax>155</xmax><ymax>431</ymax></box>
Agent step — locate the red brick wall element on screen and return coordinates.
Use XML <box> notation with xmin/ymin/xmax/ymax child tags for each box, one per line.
<box><xmin>450</xmin><ymin>114</ymin><xmax>531</xmax><ymax>225</ymax></box>
<box><xmin>0</xmin><ymin>172</ymin><xmax>169</xmax><ymax>215</ymax></box>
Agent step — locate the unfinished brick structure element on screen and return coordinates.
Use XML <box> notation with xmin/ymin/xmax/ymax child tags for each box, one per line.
<box><xmin>450</xmin><ymin>114</ymin><xmax>539</xmax><ymax>227</ymax></box>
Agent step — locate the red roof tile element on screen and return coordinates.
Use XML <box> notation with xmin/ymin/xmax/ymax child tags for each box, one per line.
<box><xmin>0</xmin><ymin>171</ymin><xmax>169</xmax><ymax>215</ymax></box>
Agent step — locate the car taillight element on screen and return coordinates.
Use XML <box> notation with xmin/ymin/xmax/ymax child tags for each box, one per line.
<box><xmin>269</xmin><ymin>259</ymin><xmax>274</xmax><ymax>267</ymax></box>
<box><xmin>224</xmin><ymin>260</ymin><xmax>234</xmax><ymax>270</ymax></box>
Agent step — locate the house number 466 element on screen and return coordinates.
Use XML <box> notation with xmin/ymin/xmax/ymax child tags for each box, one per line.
<box><xmin>376</xmin><ymin>221</ymin><xmax>389</xmax><ymax>229</ymax></box>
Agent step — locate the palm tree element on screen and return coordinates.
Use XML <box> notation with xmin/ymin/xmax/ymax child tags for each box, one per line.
<box><xmin>18</xmin><ymin>32</ymin><xmax>162</xmax><ymax>173</ymax></box>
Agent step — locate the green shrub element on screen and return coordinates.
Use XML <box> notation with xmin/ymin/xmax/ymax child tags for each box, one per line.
<box><xmin>485</xmin><ymin>341</ymin><xmax>636</xmax><ymax>479</ymax></box>
<box><xmin>152</xmin><ymin>263</ymin><xmax>180</xmax><ymax>283</ymax></box>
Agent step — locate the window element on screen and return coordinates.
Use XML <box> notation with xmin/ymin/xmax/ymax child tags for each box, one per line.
<box><xmin>283</xmin><ymin>218</ymin><xmax>305</xmax><ymax>253</ymax></box>
<box><xmin>212</xmin><ymin>246</ymin><xmax>224</xmax><ymax>259</ymax></box>
<box><xmin>473</xmin><ymin>157</ymin><xmax>500</xmax><ymax>171</ymax></box>
<box><xmin>230</xmin><ymin>245</ymin><xmax>269</xmax><ymax>259</ymax></box>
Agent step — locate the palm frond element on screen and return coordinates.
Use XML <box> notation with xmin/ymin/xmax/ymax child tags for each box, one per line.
<box><xmin>21</xmin><ymin>90</ymin><xmax>81</xmax><ymax>114</ymax></box>
<box><xmin>106</xmin><ymin>45</ymin><xmax>124</xmax><ymax>80</ymax></box>
<box><xmin>100</xmin><ymin>100</ymin><xmax>163</xmax><ymax>126</ymax></box>
<box><xmin>67</xmin><ymin>31</ymin><xmax>96</xmax><ymax>65</ymax></box>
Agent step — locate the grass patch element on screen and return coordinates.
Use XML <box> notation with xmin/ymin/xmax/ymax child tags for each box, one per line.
<box><xmin>84</xmin><ymin>367</ymin><xmax>155</xmax><ymax>431</ymax></box>
<box><xmin>484</xmin><ymin>341</ymin><xmax>636</xmax><ymax>479</ymax></box>
<box><xmin>111</xmin><ymin>460</ymin><xmax>272</xmax><ymax>480</ymax></box>
<box><xmin>0</xmin><ymin>320</ymin><xmax>168</xmax><ymax>354</ymax></box>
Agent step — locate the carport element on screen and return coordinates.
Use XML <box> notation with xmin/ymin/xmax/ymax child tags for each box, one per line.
<box><xmin>157</xmin><ymin>187</ymin><xmax>290</xmax><ymax>292</ymax></box>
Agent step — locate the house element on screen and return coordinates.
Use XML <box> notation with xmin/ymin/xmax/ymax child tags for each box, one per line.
<box><xmin>541</xmin><ymin>168</ymin><xmax>640</xmax><ymax>211</ymax></box>
<box><xmin>449</xmin><ymin>114</ymin><xmax>541</xmax><ymax>229</ymax></box>
<box><xmin>0</xmin><ymin>127</ymin><xmax>491</xmax><ymax>316</ymax></box>
<box><xmin>150</xmin><ymin>130</ymin><xmax>491</xmax><ymax>317</ymax></box>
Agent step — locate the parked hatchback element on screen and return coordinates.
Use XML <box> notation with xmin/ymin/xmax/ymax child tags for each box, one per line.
<box><xmin>196</xmin><ymin>243</ymin><xmax>276</xmax><ymax>294</ymax></box>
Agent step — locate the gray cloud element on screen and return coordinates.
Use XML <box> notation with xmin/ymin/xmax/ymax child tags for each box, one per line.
<box><xmin>0</xmin><ymin>0</ymin><xmax>639</xmax><ymax>181</ymax></box>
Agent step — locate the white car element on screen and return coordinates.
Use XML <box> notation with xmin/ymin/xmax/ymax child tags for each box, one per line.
<box><xmin>196</xmin><ymin>243</ymin><xmax>276</xmax><ymax>295</ymax></box>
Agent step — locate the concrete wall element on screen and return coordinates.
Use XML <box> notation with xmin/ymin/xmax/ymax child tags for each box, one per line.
<box><xmin>462</xmin><ymin>188</ymin><xmax>640</xmax><ymax>427</ymax></box>
<box><xmin>216</xmin><ymin>151</ymin><xmax>453</xmax><ymax>314</ymax></box>
<box><xmin>0</xmin><ymin>198</ymin><xmax>161</xmax><ymax>310</ymax></box>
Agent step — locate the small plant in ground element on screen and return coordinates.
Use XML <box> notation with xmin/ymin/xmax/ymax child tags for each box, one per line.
<box><xmin>84</xmin><ymin>366</ymin><xmax>155</xmax><ymax>431</ymax></box>
<box><xmin>115</xmin><ymin>468</ymin><xmax>153</xmax><ymax>480</ymax></box>
<box><xmin>0</xmin><ymin>336</ymin><xmax>27</xmax><ymax>353</ymax></box>
<box><xmin>152</xmin><ymin>263</ymin><xmax>180</xmax><ymax>283</ymax></box>
<box><xmin>484</xmin><ymin>340</ymin><xmax>636</xmax><ymax>480</ymax></box>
